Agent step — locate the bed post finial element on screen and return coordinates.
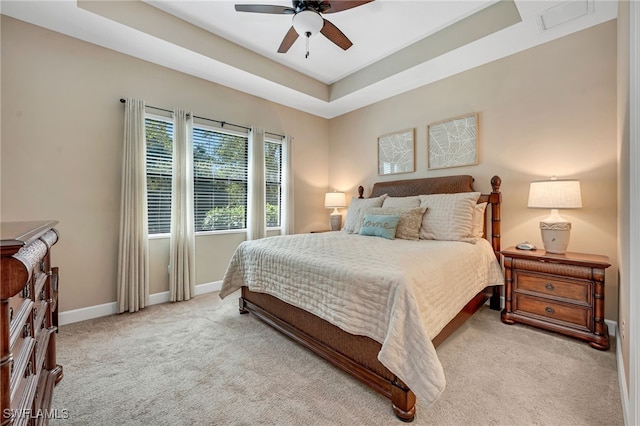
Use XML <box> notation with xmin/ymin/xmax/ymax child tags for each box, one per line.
<box><xmin>358</xmin><ymin>186</ymin><xmax>364</xmax><ymax>199</ymax></box>
<box><xmin>491</xmin><ymin>175</ymin><xmax>501</xmax><ymax>192</ymax></box>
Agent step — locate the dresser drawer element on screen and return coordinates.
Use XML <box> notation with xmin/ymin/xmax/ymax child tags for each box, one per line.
<box><xmin>514</xmin><ymin>271</ymin><xmax>591</xmax><ymax>304</ymax></box>
<box><xmin>10</xmin><ymin>336</ymin><xmax>36</xmax><ymax>403</ymax></box>
<box><xmin>9</xmin><ymin>298</ymin><xmax>33</xmax><ymax>349</ymax></box>
<box><xmin>8</xmin><ymin>292</ymin><xmax>27</xmax><ymax>326</ymax></box>
<box><xmin>513</xmin><ymin>293</ymin><xmax>592</xmax><ymax>332</ymax></box>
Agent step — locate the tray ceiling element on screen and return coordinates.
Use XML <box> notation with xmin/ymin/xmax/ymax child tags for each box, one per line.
<box><xmin>1</xmin><ymin>0</ymin><xmax>617</xmax><ymax>118</ymax></box>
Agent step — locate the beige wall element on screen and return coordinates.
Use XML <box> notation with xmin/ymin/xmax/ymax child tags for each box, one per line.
<box><xmin>329</xmin><ymin>21</ymin><xmax>619</xmax><ymax>320</ymax></box>
<box><xmin>1</xmin><ymin>16</ymin><xmax>330</xmax><ymax>311</ymax></box>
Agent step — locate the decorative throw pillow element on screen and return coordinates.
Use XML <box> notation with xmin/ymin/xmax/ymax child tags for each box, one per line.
<box><xmin>343</xmin><ymin>194</ymin><xmax>388</xmax><ymax>233</ymax></box>
<box><xmin>359</xmin><ymin>214</ymin><xmax>400</xmax><ymax>240</ymax></box>
<box><xmin>362</xmin><ymin>206</ymin><xmax>427</xmax><ymax>240</ymax></box>
<box><xmin>382</xmin><ymin>196</ymin><xmax>423</xmax><ymax>209</ymax></box>
<box><xmin>419</xmin><ymin>192</ymin><xmax>481</xmax><ymax>241</ymax></box>
<box><xmin>471</xmin><ymin>202</ymin><xmax>488</xmax><ymax>238</ymax></box>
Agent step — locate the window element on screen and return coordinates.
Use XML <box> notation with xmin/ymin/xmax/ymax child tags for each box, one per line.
<box><xmin>144</xmin><ymin>116</ymin><xmax>285</xmax><ymax>235</ymax></box>
<box><xmin>193</xmin><ymin>126</ymin><xmax>248</xmax><ymax>232</ymax></box>
<box><xmin>265</xmin><ymin>138</ymin><xmax>283</xmax><ymax>228</ymax></box>
<box><xmin>145</xmin><ymin>117</ymin><xmax>173</xmax><ymax>234</ymax></box>
<box><xmin>145</xmin><ymin>116</ymin><xmax>249</xmax><ymax>235</ymax></box>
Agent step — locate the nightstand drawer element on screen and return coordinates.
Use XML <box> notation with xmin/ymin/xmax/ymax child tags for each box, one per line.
<box><xmin>515</xmin><ymin>272</ymin><xmax>591</xmax><ymax>304</ymax></box>
<box><xmin>513</xmin><ymin>293</ymin><xmax>591</xmax><ymax>331</ymax></box>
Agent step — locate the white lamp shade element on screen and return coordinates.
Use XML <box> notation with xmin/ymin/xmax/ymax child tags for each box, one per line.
<box><xmin>528</xmin><ymin>179</ymin><xmax>582</xmax><ymax>209</ymax></box>
<box><xmin>324</xmin><ymin>192</ymin><xmax>346</xmax><ymax>209</ymax></box>
<box><xmin>528</xmin><ymin>177</ymin><xmax>581</xmax><ymax>254</ymax></box>
<box><xmin>293</xmin><ymin>10</ymin><xmax>324</xmax><ymax>36</ymax></box>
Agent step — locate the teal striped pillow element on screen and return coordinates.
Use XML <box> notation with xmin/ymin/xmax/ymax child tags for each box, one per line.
<box><xmin>359</xmin><ymin>214</ymin><xmax>400</xmax><ymax>240</ymax></box>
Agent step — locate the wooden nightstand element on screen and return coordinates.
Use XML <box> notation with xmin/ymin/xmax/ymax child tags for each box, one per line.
<box><xmin>501</xmin><ymin>247</ymin><xmax>611</xmax><ymax>350</ymax></box>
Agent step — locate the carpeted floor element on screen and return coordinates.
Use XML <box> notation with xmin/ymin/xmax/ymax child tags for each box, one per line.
<box><xmin>50</xmin><ymin>291</ymin><xmax>623</xmax><ymax>425</ymax></box>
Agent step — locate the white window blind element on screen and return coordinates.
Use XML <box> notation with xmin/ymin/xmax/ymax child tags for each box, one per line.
<box><xmin>145</xmin><ymin>115</ymin><xmax>270</xmax><ymax>235</ymax></box>
<box><xmin>265</xmin><ymin>138</ymin><xmax>283</xmax><ymax>228</ymax></box>
<box><xmin>193</xmin><ymin>126</ymin><xmax>248</xmax><ymax>232</ymax></box>
<box><xmin>145</xmin><ymin>117</ymin><xmax>173</xmax><ymax>234</ymax></box>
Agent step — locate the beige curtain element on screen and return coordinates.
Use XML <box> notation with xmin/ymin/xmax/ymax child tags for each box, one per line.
<box><xmin>280</xmin><ymin>134</ymin><xmax>295</xmax><ymax>235</ymax></box>
<box><xmin>117</xmin><ymin>98</ymin><xmax>149</xmax><ymax>313</ymax></box>
<box><xmin>169</xmin><ymin>109</ymin><xmax>196</xmax><ymax>302</ymax></box>
<box><xmin>247</xmin><ymin>127</ymin><xmax>266</xmax><ymax>240</ymax></box>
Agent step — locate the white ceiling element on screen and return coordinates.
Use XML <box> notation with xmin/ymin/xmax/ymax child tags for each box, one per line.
<box><xmin>0</xmin><ymin>0</ymin><xmax>618</xmax><ymax>118</ymax></box>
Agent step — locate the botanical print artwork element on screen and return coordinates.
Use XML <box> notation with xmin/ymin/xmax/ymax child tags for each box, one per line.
<box><xmin>428</xmin><ymin>114</ymin><xmax>478</xmax><ymax>169</ymax></box>
<box><xmin>378</xmin><ymin>128</ymin><xmax>415</xmax><ymax>175</ymax></box>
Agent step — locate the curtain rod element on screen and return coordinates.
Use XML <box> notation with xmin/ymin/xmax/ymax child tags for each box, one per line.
<box><xmin>119</xmin><ymin>98</ymin><xmax>285</xmax><ymax>138</ymax></box>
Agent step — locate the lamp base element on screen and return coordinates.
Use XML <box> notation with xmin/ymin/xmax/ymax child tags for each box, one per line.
<box><xmin>330</xmin><ymin>214</ymin><xmax>342</xmax><ymax>231</ymax></box>
<box><xmin>540</xmin><ymin>221</ymin><xmax>571</xmax><ymax>254</ymax></box>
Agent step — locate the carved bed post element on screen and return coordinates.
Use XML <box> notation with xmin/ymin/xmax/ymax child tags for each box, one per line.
<box><xmin>489</xmin><ymin>175</ymin><xmax>502</xmax><ymax>258</ymax></box>
<box><xmin>391</xmin><ymin>377</ymin><xmax>416</xmax><ymax>422</ymax></box>
<box><xmin>489</xmin><ymin>175</ymin><xmax>502</xmax><ymax>311</ymax></box>
<box><xmin>358</xmin><ymin>185</ymin><xmax>364</xmax><ymax>199</ymax></box>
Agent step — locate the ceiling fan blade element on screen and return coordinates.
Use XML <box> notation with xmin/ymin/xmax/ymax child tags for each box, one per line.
<box><xmin>320</xmin><ymin>1</ymin><xmax>373</xmax><ymax>13</ymax></box>
<box><xmin>234</xmin><ymin>4</ymin><xmax>295</xmax><ymax>14</ymax></box>
<box><xmin>320</xmin><ymin>19</ymin><xmax>352</xmax><ymax>50</ymax></box>
<box><xmin>278</xmin><ymin>26</ymin><xmax>299</xmax><ymax>53</ymax></box>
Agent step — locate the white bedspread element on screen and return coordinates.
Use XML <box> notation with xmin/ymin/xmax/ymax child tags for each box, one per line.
<box><xmin>219</xmin><ymin>231</ymin><xmax>503</xmax><ymax>407</ymax></box>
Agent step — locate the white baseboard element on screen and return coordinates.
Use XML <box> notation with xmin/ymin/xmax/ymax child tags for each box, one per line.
<box><xmin>606</xmin><ymin>319</ymin><xmax>618</xmax><ymax>337</ymax></box>
<box><xmin>58</xmin><ymin>281</ymin><xmax>222</xmax><ymax>325</ymax></box>
<box><xmin>615</xmin><ymin>323</ymin><xmax>630</xmax><ymax>426</ymax></box>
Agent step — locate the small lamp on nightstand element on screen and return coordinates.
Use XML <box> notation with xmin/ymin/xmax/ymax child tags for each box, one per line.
<box><xmin>324</xmin><ymin>191</ymin><xmax>346</xmax><ymax>231</ymax></box>
<box><xmin>527</xmin><ymin>176</ymin><xmax>582</xmax><ymax>254</ymax></box>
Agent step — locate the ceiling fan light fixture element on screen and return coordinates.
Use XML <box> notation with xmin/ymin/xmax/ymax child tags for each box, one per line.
<box><xmin>292</xmin><ymin>10</ymin><xmax>323</xmax><ymax>37</ymax></box>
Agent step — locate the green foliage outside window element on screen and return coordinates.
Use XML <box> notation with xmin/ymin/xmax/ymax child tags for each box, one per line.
<box><xmin>201</xmin><ymin>203</ymin><xmax>280</xmax><ymax>231</ymax></box>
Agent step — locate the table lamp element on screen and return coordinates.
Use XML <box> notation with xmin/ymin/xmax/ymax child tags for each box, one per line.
<box><xmin>527</xmin><ymin>177</ymin><xmax>582</xmax><ymax>254</ymax></box>
<box><xmin>324</xmin><ymin>191</ymin><xmax>346</xmax><ymax>231</ymax></box>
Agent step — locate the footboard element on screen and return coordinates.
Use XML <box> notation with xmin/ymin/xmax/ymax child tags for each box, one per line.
<box><xmin>240</xmin><ymin>285</ymin><xmax>499</xmax><ymax>421</ymax></box>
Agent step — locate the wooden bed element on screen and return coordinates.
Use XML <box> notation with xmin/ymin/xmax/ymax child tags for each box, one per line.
<box><xmin>237</xmin><ymin>175</ymin><xmax>502</xmax><ymax>421</ymax></box>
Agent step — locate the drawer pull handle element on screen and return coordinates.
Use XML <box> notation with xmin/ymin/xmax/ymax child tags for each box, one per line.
<box><xmin>545</xmin><ymin>307</ymin><xmax>555</xmax><ymax>315</ymax></box>
<box><xmin>545</xmin><ymin>283</ymin><xmax>555</xmax><ymax>291</ymax></box>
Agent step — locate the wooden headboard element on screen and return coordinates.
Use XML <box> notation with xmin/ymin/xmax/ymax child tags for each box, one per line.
<box><xmin>367</xmin><ymin>175</ymin><xmax>475</xmax><ymax>198</ymax></box>
<box><xmin>357</xmin><ymin>175</ymin><xmax>502</xmax><ymax>260</ymax></box>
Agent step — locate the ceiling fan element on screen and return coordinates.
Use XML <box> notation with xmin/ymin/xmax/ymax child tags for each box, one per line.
<box><xmin>234</xmin><ymin>1</ymin><xmax>373</xmax><ymax>57</ymax></box>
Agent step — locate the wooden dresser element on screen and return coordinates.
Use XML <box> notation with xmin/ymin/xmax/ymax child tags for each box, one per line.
<box><xmin>501</xmin><ymin>246</ymin><xmax>611</xmax><ymax>350</ymax></box>
<box><xmin>1</xmin><ymin>221</ymin><xmax>63</xmax><ymax>425</ymax></box>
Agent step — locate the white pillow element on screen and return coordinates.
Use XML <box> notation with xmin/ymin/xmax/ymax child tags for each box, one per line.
<box><xmin>471</xmin><ymin>202</ymin><xmax>488</xmax><ymax>238</ymax></box>
<box><xmin>419</xmin><ymin>192</ymin><xmax>481</xmax><ymax>241</ymax></box>
<box><xmin>343</xmin><ymin>194</ymin><xmax>388</xmax><ymax>233</ymax></box>
<box><xmin>382</xmin><ymin>196</ymin><xmax>423</xmax><ymax>209</ymax></box>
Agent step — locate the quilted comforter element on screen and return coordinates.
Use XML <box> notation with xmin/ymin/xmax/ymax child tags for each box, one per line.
<box><xmin>219</xmin><ymin>231</ymin><xmax>503</xmax><ymax>407</ymax></box>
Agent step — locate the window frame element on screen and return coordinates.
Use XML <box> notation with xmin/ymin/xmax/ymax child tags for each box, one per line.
<box><xmin>145</xmin><ymin>113</ymin><xmax>174</xmax><ymax>238</ymax></box>
<box><xmin>144</xmin><ymin>113</ymin><xmax>284</xmax><ymax>237</ymax></box>
<box><xmin>264</xmin><ymin>135</ymin><xmax>284</xmax><ymax>231</ymax></box>
<box><xmin>191</xmin><ymin>120</ymin><xmax>249</xmax><ymax>235</ymax></box>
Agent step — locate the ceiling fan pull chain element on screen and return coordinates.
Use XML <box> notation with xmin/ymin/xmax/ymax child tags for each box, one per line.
<box><xmin>305</xmin><ymin>31</ymin><xmax>310</xmax><ymax>58</ymax></box>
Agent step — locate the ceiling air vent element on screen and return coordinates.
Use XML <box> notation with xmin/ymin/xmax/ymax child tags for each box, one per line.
<box><xmin>536</xmin><ymin>0</ymin><xmax>594</xmax><ymax>32</ymax></box>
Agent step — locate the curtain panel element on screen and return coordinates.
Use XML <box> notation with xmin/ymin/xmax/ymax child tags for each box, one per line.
<box><xmin>281</xmin><ymin>134</ymin><xmax>294</xmax><ymax>235</ymax></box>
<box><xmin>117</xmin><ymin>98</ymin><xmax>149</xmax><ymax>313</ymax></box>
<box><xmin>247</xmin><ymin>127</ymin><xmax>266</xmax><ymax>240</ymax></box>
<box><xmin>169</xmin><ymin>109</ymin><xmax>196</xmax><ymax>302</ymax></box>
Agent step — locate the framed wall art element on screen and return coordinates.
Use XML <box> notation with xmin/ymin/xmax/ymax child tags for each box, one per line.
<box><xmin>427</xmin><ymin>113</ymin><xmax>478</xmax><ymax>170</ymax></box>
<box><xmin>377</xmin><ymin>128</ymin><xmax>415</xmax><ymax>175</ymax></box>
